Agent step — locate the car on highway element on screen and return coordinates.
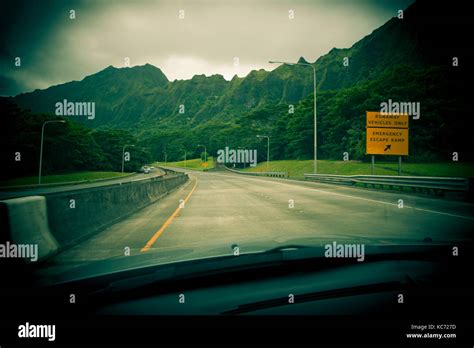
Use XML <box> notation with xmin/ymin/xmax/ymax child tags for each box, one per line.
<box><xmin>140</xmin><ymin>165</ymin><xmax>151</xmax><ymax>174</ymax></box>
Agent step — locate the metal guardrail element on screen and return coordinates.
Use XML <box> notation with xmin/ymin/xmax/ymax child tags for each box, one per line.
<box><xmin>303</xmin><ymin>173</ymin><xmax>470</xmax><ymax>192</ymax></box>
<box><xmin>224</xmin><ymin>166</ymin><xmax>288</xmax><ymax>178</ymax></box>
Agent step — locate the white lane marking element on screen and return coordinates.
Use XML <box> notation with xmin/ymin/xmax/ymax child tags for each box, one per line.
<box><xmin>207</xmin><ymin>172</ymin><xmax>474</xmax><ymax>221</ymax></box>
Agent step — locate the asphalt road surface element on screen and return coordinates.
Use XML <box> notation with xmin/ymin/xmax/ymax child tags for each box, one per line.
<box><xmin>41</xmin><ymin>167</ymin><xmax>474</xmax><ymax>278</ymax></box>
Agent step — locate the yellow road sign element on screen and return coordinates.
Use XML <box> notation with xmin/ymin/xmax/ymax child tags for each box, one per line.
<box><xmin>366</xmin><ymin>128</ymin><xmax>408</xmax><ymax>155</ymax></box>
<box><xmin>366</xmin><ymin>112</ymin><xmax>408</xmax><ymax>129</ymax></box>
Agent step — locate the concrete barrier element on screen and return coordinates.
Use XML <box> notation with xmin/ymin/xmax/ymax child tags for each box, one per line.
<box><xmin>1</xmin><ymin>172</ymin><xmax>188</xmax><ymax>261</ymax></box>
<box><xmin>45</xmin><ymin>173</ymin><xmax>188</xmax><ymax>248</ymax></box>
<box><xmin>0</xmin><ymin>196</ymin><xmax>59</xmax><ymax>263</ymax></box>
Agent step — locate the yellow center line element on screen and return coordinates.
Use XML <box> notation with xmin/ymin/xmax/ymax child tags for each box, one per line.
<box><xmin>140</xmin><ymin>180</ymin><xmax>198</xmax><ymax>252</ymax></box>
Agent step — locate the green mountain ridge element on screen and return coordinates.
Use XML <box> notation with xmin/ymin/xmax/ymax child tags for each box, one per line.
<box><xmin>11</xmin><ymin>2</ymin><xmax>467</xmax><ymax>130</ymax></box>
<box><xmin>2</xmin><ymin>0</ymin><xmax>473</xmax><ymax>175</ymax></box>
<box><xmin>0</xmin><ymin>12</ymin><xmax>361</xmax><ymax>122</ymax></box>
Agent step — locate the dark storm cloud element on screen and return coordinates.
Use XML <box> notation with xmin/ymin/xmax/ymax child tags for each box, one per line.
<box><xmin>0</xmin><ymin>0</ymin><xmax>91</xmax><ymax>95</ymax></box>
<box><xmin>0</xmin><ymin>0</ymin><xmax>415</xmax><ymax>96</ymax></box>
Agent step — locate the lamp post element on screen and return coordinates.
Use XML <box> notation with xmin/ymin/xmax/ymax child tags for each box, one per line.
<box><xmin>269</xmin><ymin>60</ymin><xmax>317</xmax><ymax>174</ymax></box>
<box><xmin>256</xmin><ymin>135</ymin><xmax>270</xmax><ymax>172</ymax></box>
<box><xmin>122</xmin><ymin>144</ymin><xmax>135</xmax><ymax>176</ymax></box>
<box><xmin>38</xmin><ymin>120</ymin><xmax>66</xmax><ymax>184</ymax></box>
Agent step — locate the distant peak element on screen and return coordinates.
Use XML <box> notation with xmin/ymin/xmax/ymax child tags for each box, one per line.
<box><xmin>249</xmin><ymin>68</ymin><xmax>267</xmax><ymax>75</ymax></box>
<box><xmin>211</xmin><ymin>73</ymin><xmax>225</xmax><ymax>79</ymax></box>
<box><xmin>297</xmin><ymin>56</ymin><xmax>309</xmax><ymax>64</ymax></box>
<box><xmin>132</xmin><ymin>63</ymin><xmax>160</xmax><ymax>70</ymax></box>
<box><xmin>130</xmin><ymin>64</ymin><xmax>169</xmax><ymax>82</ymax></box>
<box><xmin>191</xmin><ymin>73</ymin><xmax>226</xmax><ymax>81</ymax></box>
<box><xmin>86</xmin><ymin>63</ymin><xmax>168</xmax><ymax>84</ymax></box>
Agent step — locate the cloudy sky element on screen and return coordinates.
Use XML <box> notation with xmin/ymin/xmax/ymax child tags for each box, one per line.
<box><xmin>0</xmin><ymin>0</ymin><xmax>414</xmax><ymax>96</ymax></box>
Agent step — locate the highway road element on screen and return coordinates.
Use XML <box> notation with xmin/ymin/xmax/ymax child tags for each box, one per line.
<box><xmin>40</xmin><ymin>167</ymin><xmax>474</xmax><ymax>279</ymax></box>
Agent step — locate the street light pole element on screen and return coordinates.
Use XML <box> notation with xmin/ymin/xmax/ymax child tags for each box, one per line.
<box><xmin>184</xmin><ymin>151</ymin><xmax>187</xmax><ymax>168</ymax></box>
<box><xmin>312</xmin><ymin>65</ymin><xmax>317</xmax><ymax>174</ymax></box>
<box><xmin>38</xmin><ymin>120</ymin><xmax>66</xmax><ymax>184</ymax></box>
<box><xmin>257</xmin><ymin>135</ymin><xmax>270</xmax><ymax>172</ymax></box>
<box><xmin>122</xmin><ymin>144</ymin><xmax>135</xmax><ymax>176</ymax></box>
<box><xmin>269</xmin><ymin>60</ymin><xmax>317</xmax><ymax>174</ymax></box>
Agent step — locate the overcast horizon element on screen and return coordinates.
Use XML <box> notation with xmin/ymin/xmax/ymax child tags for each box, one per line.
<box><xmin>1</xmin><ymin>0</ymin><xmax>414</xmax><ymax>96</ymax></box>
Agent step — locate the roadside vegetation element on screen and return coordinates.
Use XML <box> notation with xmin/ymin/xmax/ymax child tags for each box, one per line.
<box><xmin>0</xmin><ymin>171</ymin><xmax>130</xmax><ymax>187</ymax></box>
<box><xmin>241</xmin><ymin>160</ymin><xmax>474</xmax><ymax>178</ymax></box>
